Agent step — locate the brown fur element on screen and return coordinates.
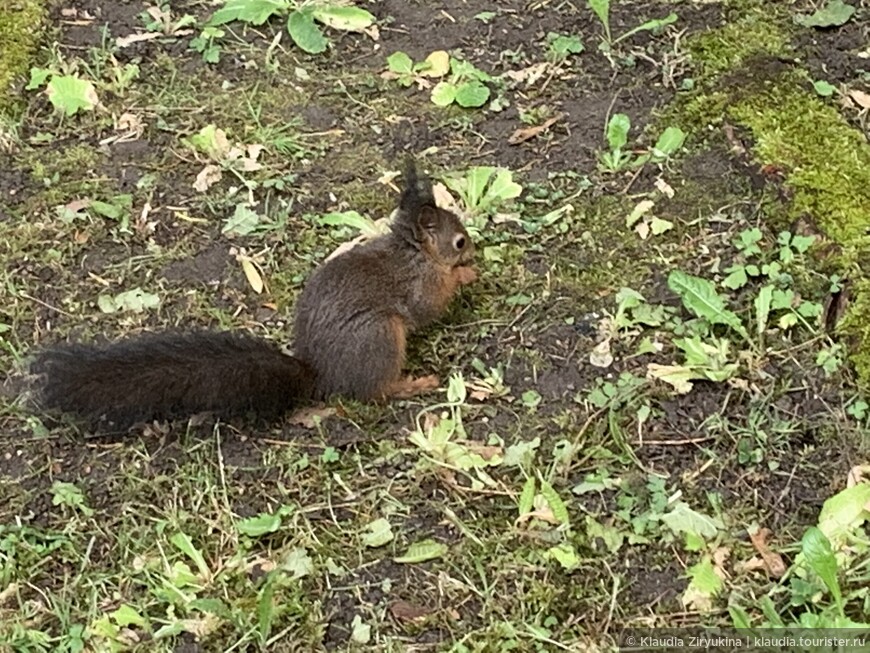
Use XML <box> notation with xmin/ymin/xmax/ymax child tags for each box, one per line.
<box><xmin>29</xmin><ymin>158</ymin><xmax>476</xmax><ymax>430</ymax></box>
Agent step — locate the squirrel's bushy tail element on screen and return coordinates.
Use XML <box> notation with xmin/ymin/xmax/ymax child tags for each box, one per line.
<box><xmin>31</xmin><ymin>331</ymin><xmax>314</xmax><ymax>428</ymax></box>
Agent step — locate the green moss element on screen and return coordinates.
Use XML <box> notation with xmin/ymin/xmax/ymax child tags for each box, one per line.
<box><xmin>687</xmin><ymin>10</ymin><xmax>791</xmax><ymax>81</ymax></box>
<box><xmin>840</xmin><ymin>279</ymin><xmax>870</xmax><ymax>391</ymax></box>
<box><xmin>0</xmin><ymin>0</ymin><xmax>47</xmax><ymax>114</ymax></box>
<box><xmin>675</xmin><ymin>3</ymin><xmax>870</xmax><ymax>388</ymax></box>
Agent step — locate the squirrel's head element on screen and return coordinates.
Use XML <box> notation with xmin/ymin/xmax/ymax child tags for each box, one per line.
<box><xmin>392</xmin><ymin>158</ymin><xmax>475</xmax><ymax>267</ymax></box>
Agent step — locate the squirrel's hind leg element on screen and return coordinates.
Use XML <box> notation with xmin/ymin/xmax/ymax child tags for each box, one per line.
<box><xmin>383</xmin><ymin>374</ymin><xmax>440</xmax><ymax>399</ymax></box>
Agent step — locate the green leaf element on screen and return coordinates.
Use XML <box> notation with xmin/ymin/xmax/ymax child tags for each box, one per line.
<box><xmin>350</xmin><ymin>615</ymin><xmax>371</xmax><ymax>644</ymax></box>
<box><xmin>287</xmin><ymin>10</ymin><xmax>328</xmax><ymax>54</ymax></box>
<box><xmin>484</xmin><ymin>168</ymin><xmax>523</xmax><ymax>203</ymax></box>
<box><xmin>587</xmin><ymin>0</ymin><xmax>610</xmax><ymax>33</ymax></box>
<box><xmin>801</xmin><ymin>526</ymin><xmax>843</xmax><ymax>609</ymax></box>
<box><xmin>521</xmin><ymin>389</ymin><xmax>542</xmax><ymax>408</ymax></box>
<box><xmin>606</xmin><ymin>113</ymin><xmax>630</xmax><ymax>150</ymax></box>
<box><xmin>170</xmin><ymin>532</ymin><xmax>210</xmax><ymax>578</ymax></box>
<box><xmin>722</xmin><ymin>266</ymin><xmax>748</xmax><ymax>290</ymax></box>
<box><xmin>649</xmin><ymin>217</ymin><xmax>673</xmax><ymax>235</ymax></box>
<box><xmin>816</xmin><ymin>483</ymin><xmax>870</xmax><ymax>547</ymax></box>
<box><xmin>431</xmin><ymin>81</ymin><xmax>457</xmax><ymax>106</ymax></box>
<box><xmin>394</xmin><ymin>539</ymin><xmax>448</xmax><ymax>563</ymax></box>
<box><xmin>544</xmin><ymin>542</ymin><xmax>580</xmax><ymax>570</ymax></box>
<box><xmin>387</xmin><ymin>51</ymin><xmax>414</xmax><ymax>75</ymax></box>
<box><xmin>317</xmin><ymin>210</ymin><xmax>378</xmax><ymax>235</ymax></box>
<box><xmin>454</xmin><ymin>81</ymin><xmax>490</xmax><ymax>108</ymax></box>
<box><xmin>312</xmin><ymin>6</ymin><xmax>375</xmax><ymax>32</ymax></box>
<box><xmin>26</xmin><ymin>67</ymin><xmax>51</xmax><ymax>90</ymax></box>
<box><xmin>111</xmin><ymin>605</ymin><xmax>146</xmax><ymax>628</ymax></box>
<box><xmin>539</xmin><ymin>480</ymin><xmax>570</xmax><ymax>526</ymax></box>
<box><xmin>257</xmin><ymin>577</ymin><xmax>275</xmax><ymax>643</ymax></box>
<box><xmin>237</xmin><ymin>512</ymin><xmax>283</xmax><ymax>537</ymax></box>
<box><xmin>661</xmin><ymin>501</ymin><xmax>722</xmax><ymax>540</ymax></box>
<box><xmin>729</xmin><ymin>605</ymin><xmax>752</xmax><ymax>629</ymax></box>
<box><xmin>614</xmin><ymin>12</ymin><xmax>679</xmax><ymax>45</ymax></box>
<box><xmin>362</xmin><ymin>518</ymin><xmax>394</xmax><ymax>548</ymax></box>
<box><xmin>223</xmin><ymin>204</ymin><xmax>261</xmax><ymax>236</ymax></box>
<box><xmin>98</xmin><ymin>287</ymin><xmax>161</xmax><ymax>314</ymax></box>
<box><xmin>518</xmin><ymin>476</ymin><xmax>536</xmax><ymax>516</ymax></box>
<box><xmin>813</xmin><ymin>80</ymin><xmax>837</xmax><ymax>97</ymax></box>
<box><xmin>282</xmin><ymin>547</ymin><xmax>314</xmax><ymax>578</ymax></box>
<box><xmin>209</xmin><ymin>0</ymin><xmax>289</xmax><ymax>26</ymax></box>
<box><xmin>791</xmin><ymin>234</ymin><xmax>816</xmax><ymax>253</ymax></box>
<box><xmin>668</xmin><ymin>270</ymin><xmax>748</xmax><ymax>339</ymax></box>
<box><xmin>652</xmin><ymin>126</ymin><xmax>686</xmax><ymax>158</ymax></box>
<box><xmin>682</xmin><ymin>555</ymin><xmax>723</xmax><ymax>612</ymax></box>
<box><xmin>755</xmin><ymin>285</ymin><xmax>773</xmax><ymax>336</ymax></box>
<box><xmin>547</xmin><ymin>32</ymin><xmax>584</xmax><ymax>60</ymax></box>
<box><xmin>46</xmin><ymin>75</ymin><xmax>98</xmax><ymax>116</ymax></box>
<box><xmin>795</xmin><ymin>0</ymin><xmax>855</xmax><ymax>28</ymax></box>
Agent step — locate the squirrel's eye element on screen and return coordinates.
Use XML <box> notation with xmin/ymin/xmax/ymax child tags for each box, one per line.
<box><xmin>453</xmin><ymin>235</ymin><xmax>466</xmax><ymax>250</ymax></box>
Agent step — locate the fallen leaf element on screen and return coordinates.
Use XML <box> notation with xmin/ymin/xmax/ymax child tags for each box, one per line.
<box><xmin>389</xmin><ymin>600</ymin><xmax>433</xmax><ymax>622</ymax></box>
<box><xmin>467</xmin><ymin>444</ymin><xmax>503</xmax><ymax>462</ymax></box>
<box><xmin>508</xmin><ymin>113</ymin><xmax>564</xmax><ymax>145</ymax></box>
<box><xmin>115</xmin><ymin>32</ymin><xmax>161</xmax><ymax>48</ymax></box>
<box><xmin>647</xmin><ymin>363</ymin><xmax>696</xmax><ymax>394</ymax></box>
<box><xmin>431</xmin><ymin>182</ymin><xmax>464</xmax><ymax>216</ymax></box>
<box><xmin>712</xmin><ymin>546</ymin><xmax>731</xmax><ymax>580</ymax></box>
<box><xmin>505</xmin><ymin>62</ymin><xmax>550</xmax><ymax>87</ymax></box>
<box><xmin>655</xmin><ymin>178</ymin><xmax>675</xmax><ymax>198</ymax></box>
<box><xmin>64</xmin><ymin>198</ymin><xmax>91</xmax><ymax>213</ymax></box>
<box><xmin>238</xmin><ymin>256</ymin><xmax>264</xmax><ymax>294</ymax></box>
<box><xmin>847</xmin><ymin>89</ymin><xmax>870</xmax><ymax>110</ymax></box>
<box><xmin>735</xmin><ymin>556</ymin><xmax>768</xmax><ymax>574</ymax></box>
<box><xmin>589</xmin><ymin>339</ymin><xmax>614</xmax><ymax>368</ymax></box>
<box><xmin>748</xmin><ymin>527</ymin><xmax>787</xmax><ymax>578</ymax></box>
<box><xmin>288</xmin><ymin>406</ymin><xmax>337</xmax><ymax>428</ymax></box>
<box><xmin>847</xmin><ymin>465</ymin><xmax>870</xmax><ymax>488</ymax></box>
<box><xmin>193</xmin><ymin>165</ymin><xmax>222</xmax><ymax>192</ymax></box>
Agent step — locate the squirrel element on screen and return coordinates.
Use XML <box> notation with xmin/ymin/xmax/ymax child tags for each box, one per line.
<box><xmin>30</xmin><ymin>159</ymin><xmax>477</xmax><ymax>430</ymax></box>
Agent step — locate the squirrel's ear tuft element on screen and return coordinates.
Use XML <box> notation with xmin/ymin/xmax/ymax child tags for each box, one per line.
<box><xmin>399</xmin><ymin>156</ymin><xmax>435</xmax><ymax>213</ymax></box>
<box><xmin>393</xmin><ymin>156</ymin><xmax>438</xmax><ymax>242</ymax></box>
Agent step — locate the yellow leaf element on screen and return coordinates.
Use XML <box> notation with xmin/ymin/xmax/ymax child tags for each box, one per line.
<box><xmin>422</xmin><ymin>50</ymin><xmax>450</xmax><ymax>78</ymax></box>
<box><xmin>239</xmin><ymin>256</ymin><xmax>264</xmax><ymax>294</ymax></box>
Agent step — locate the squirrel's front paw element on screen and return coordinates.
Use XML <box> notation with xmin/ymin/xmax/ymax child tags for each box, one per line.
<box><xmin>454</xmin><ymin>266</ymin><xmax>478</xmax><ymax>285</ymax></box>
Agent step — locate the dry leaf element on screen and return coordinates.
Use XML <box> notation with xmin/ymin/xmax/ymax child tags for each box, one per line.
<box><xmin>505</xmin><ymin>62</ymin><xmax>550</xmax><ymax>87</ymax></box>
<box><xmin>712</xmin><ymin>547</ymin><xmax>731</xmax><ymax>580</ymax></box>
<box><xmin>431</xmin><ymin>182</ymin><xmax>464</xmax><ymax>217</ymax></box>
<box><xmin>655</xmin><ymin>178</ymin><xmax>675</xmax><ymax>198</ymax></box>
<box><xmin>193</xmin><ymin>165</ymin><xmax>222</xmax><ymax>192</ymax></box>
<box><xmin>508</xmin><ymin>113</ymin><xmax>564</xmax><ymax>145</ymax></box>
<box><xmin>467</xmin><ymin>444</ymin><xmax>503</xmax><ymax>461</ymax></box>
<box><xmin>589</xmin><ymin>339</ymin><xmax>614</xmax><ymax>368</ymax></box>
<box><xmin>735</xmin><ymin>556</ymin><xmax>768</xmax><ymax>574</ymax></box>
<box><xmin>848</xmin><ymin>89</ymin><xmax>870</xmax><ymax>110</ymax></box>
<box><xmin>847</xmin><ymin>465</ymin><xmax>870</xmax><ymax>488</ymax></box>
<box><xmin>238</xmin><ymin>256</ymin><xmax>264</xmax><ymax>294</ymax></box>
<box><xmin>635</xmin><ymin>220</ymin><xmax>651</xmax><ymax>240</ymax></box>
<box><xmin>390</xmin><ymin>600</ymin><xmax>432</xmax><ymax>622</ymax></box>
<box><xmin>748</xmin><ymin>528</ymin><xmax>786</xmax><ymax>578</ymax></box>
<box><xmin>64</xmin><ymin>198</ymin><xmax>91</xmax><ymax>213</ymax></box>
<box><xmin>115</xmin><ymin>32</ymin><xmax>161</xmax><ymax>48</ymax></box>
<box><xmin>288</xmin><ymin>406</ymin><xmax>337</xmax><ymax>428</ymax></box>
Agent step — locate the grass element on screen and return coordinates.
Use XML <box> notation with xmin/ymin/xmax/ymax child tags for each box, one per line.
<box><xmin>2</xmin><ymin>0</ymin><xmax>870</xmax><ymax>651</ymax></box>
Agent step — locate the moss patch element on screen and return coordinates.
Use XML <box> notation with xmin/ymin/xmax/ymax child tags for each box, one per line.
<box><xmin>678</xmin><ymin>8</ymin><xmax>870</xmax><ymax>389</ymax></box>
<box><xmin>0</xmin><ymin>0</ymin><xmax>48</xmax><ymax>114</ymax></box>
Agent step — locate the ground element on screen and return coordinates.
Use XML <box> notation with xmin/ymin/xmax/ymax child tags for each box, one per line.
<box><xmin>1</xmin><ymin>0</ymin><xmax>870</xmax><ymax>651</ymax></box>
